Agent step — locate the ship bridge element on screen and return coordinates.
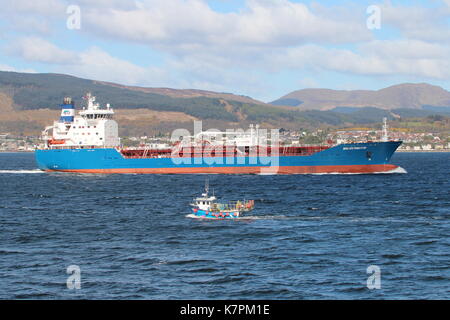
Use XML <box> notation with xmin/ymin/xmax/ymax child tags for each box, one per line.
<box><xmin>41</xmin><ymin>92</ymin><xmax>120</xmax><ymax>149</ymax></box>
<box><xmin>79</xmin><ymin>93</ymin><xmax>114</xmax><ymax>120</ymax></box>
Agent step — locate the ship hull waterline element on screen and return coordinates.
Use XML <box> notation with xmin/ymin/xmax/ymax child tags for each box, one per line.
<box><xmin>42</xmin><ymin>164</ymin><xmax>399</xmax><ymax>174</ymax></box>
<box><xmin>35</xmin><ymin>141</ymin><xmax>403</xmax><ymax>175</ymax></box>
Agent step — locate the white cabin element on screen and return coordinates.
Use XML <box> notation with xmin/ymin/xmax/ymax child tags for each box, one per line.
<box><xmin>192</xmin><ymin>192</ymin><xmax>217</xmax><ymax>211</ymax></box>
<box><xmin>43</xmin><ymin>93</ymin><xmax>120</xmax><ymax>148</ymax></box>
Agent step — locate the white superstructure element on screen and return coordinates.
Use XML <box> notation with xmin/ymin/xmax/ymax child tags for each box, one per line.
<box><xmin>191</xmin><ymin>181</ymin><xmax>217</xmax><ymax>211</ymax></box>
<box><xmin>42</xmin><ymin>93</ymin><xmax>120</xmax><ymax>148</ymax></box>
<box><xmin>179</xmin><ymin>124</ymin><xmax>266</xmax><ymax>148</ymax></box>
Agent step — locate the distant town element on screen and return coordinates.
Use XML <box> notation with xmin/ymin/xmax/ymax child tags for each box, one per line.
<box><xmin>1</xmin><ymin>128</ymin><xmax>449</xmax><ymax>152</ymax></box>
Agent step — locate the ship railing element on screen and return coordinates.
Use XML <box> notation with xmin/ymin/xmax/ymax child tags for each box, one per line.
<box><xmin>43</xmin><ymin>145</ymin><xmax>116</xmax><ymax>150</ymax></box>
<box><xmin>119</xmin><ymin>145</ymin><xmax>331</xmax><ymax>159</ymax></box>
<box><xmin>211</xmin><ymin>200</ymin><xmax>255</xmax><ymax>212</ymax></box>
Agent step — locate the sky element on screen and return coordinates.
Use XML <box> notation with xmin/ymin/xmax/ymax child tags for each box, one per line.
<box><xmin>0</xmin><ymin>0</ymin><xmax>450</xmax><ymax>102</ymax></box>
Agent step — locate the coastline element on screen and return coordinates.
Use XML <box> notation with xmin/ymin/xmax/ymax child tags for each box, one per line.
<box><xmin>0</xmin><ymin>151</ymin><xmax>34</xmax><ymax>153</ymax></box>
<box><xmin>397</xmin><ymin>149</ymin><xmax>450</xmax><ymax>153</ymax></box>
<box><xmin>1</xmin><ymin>150</ymin><xmax>450</xmax><ymax>154</ymax></box>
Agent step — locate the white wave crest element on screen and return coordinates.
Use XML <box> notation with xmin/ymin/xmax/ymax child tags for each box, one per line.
<box><xmin>0</xmin><ymin>169</ymin><xmax>44</xmax><ymax>174</ymax></box>
<box><xmin>384</xmin><ymin>166</ymin><xmax>407</xmax><ymax>174</ymax></box>
<box><xmin>310</xmin><ymin>166</ymin><xmax>407</xmax><ymax>175</ymax></box>
<box><xmin>186</xmin><ymin>214</ymin><xmax>288</xmax><ymax>221</ymax></box>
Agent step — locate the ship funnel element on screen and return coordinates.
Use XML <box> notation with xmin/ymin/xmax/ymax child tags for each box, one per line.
<box><xmin>59</xmin><ymin>97</ymin><xmax>75</xmax><ymax>123</ymax></box>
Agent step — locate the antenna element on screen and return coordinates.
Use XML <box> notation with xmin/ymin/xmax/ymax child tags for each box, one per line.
<box><xmin>205</xmin><ymin>178</ymin><xmax>209</xmax><ymax>195</ymax></box>
<box><xmin>382</xmin><ymin>117</ymin><xmax>388</xmax><ymax>142</ymax></box>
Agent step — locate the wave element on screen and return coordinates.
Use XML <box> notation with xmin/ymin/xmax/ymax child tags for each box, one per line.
<box><xmin>186</xmin><ymin>214</ymin><xmax>293</xmax><ymax>221</ymax></box>
<box><xmin>0</xmin><ymin>169</ymin><xmax>44</xmax><ymax>174</ymax></box>
<box><xmin>310</xmin><ymin>166</ymin><xmax>408</xmax><ymax>175</ymax></box>
<box><xmin>384</xmin><ymin>166</ymin><xmax>407</xmax><ymax>174</ymax></box>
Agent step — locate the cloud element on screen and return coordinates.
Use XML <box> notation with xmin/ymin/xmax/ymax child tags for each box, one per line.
<box><xmin>0</xmin><ymin>64</ymin><xmax>16</xmax><ymax>72</ymax></box>
<box><xmin>1</xmin><ymin>0</ymin><xmax>450</xmax><ymax>101</ymax></box>
<box><xmin>360</xmin><ymin>40</ymin><xmax>450</xmax><ymax>60</ymax></box>
<box><xmin>298</xmin><ymin>78</ymin><xmax>319</xmax><ymax>88</ymax></box>
<box><xmin>0</xmin><ymin>0</ymin><xmax>66</xmax><ymax>35</ymax></box>
<box><xmin>165</xmin><ymin>53</ymin><xmax>271</xmax><ymax>96</ymax></box>
<box><xmin>0</xmin><ymin>63</ymin><xmax>36</xmax><ymax>73</ymax></box>
<box><xmin>276</xmin><ymin>41</ymin><xmax>450</xmax><ymax>79</ymax></box>
<box><xmin>83</xmin><ymin>0</ymin><xmax>372</xmax><ymax>49</ymax></box>
<box><xmin>380</xmin><ymin>3</ymin><xmax>450</xmax><ymax>42</ymax></box>
<box><xmin>8</xmin><ymin>16</ymin><xmax>52</xmax><ymax>34</ymax></box>
<box><xmin>72</xmin><ymin>46</ymin><xmax>166</xmax><ymax>86</ymax></box>
<box><xmin>6</xmin><ymin>37</ymin><xmax>78</xmax><ymax>64</ymax></box>
<box><xmin>3</xmin><ymin>37</ymin><xmax>167</xmax><ymax>87</ymax></box>
<box><xmin>1</xmin><ymin>0</ymin><xmax>66</xmax><ymax>15</ymax></box>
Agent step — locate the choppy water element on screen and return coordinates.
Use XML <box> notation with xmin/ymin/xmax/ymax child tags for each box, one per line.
<box><xmin>0</xmin><ymin>152</ymin><xmax>448</xmax><ymax>299</ymax></box>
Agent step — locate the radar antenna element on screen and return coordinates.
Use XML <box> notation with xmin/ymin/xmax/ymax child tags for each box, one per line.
<box><xmin>205</xmin><ymin>178</ymin><xmax>209</xmax><ymax>195</ymax></box>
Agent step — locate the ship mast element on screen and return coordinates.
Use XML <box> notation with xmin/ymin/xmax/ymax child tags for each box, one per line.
<box><xmin>382</xmin><ymin>117</ymin><xmax>389</xmax><ymax>142</ymax></box>
<box><xmin>204</xmin><ymin>179</ymin><xmax>209</xmax><ymax>196</ymax></box>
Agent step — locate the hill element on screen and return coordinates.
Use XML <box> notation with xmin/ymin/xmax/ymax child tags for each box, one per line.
<box><xmin>271</xmin><ymin>83</ymin><xmax>450</xmax><ymax>111</ymax></box>
<box><xmin>0</xmin><ymin>71</ymin><xmax>269</xmax><ymax>122</ymax></box>
<box><xmin>0</xmin><ymin>71</ymin><xmax>449</xmax><ymax>136</ymax></box>
<box><xmin>0</xmin><ymin>71</ymin><xmax>316</xmax><ymax>135</ymax></box>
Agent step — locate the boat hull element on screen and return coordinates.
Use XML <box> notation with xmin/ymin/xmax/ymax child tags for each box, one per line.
<box><xmin>35</xmin><ymin>141</ymin><xmax>402</xmax><ymax>175</ymax></box>
<box><xmin>191</xmin><ymin>208</ymin><xmax>240</xmax><ymax>219</ymax></box>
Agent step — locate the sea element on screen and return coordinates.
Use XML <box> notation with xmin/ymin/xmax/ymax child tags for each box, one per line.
<box><xmin>0</xmin><ymin>152</ymin><xmax>448</xmax><ymax>299</ymax></box>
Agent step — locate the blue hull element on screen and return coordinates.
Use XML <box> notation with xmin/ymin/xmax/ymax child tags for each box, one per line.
<box><xmin>35</xmin><ymin>141</ymin><xmax>402</xmax><ymax>174</ymax></box>
<box><xmin>191</xmin><ymin>208</ymin><xmax>240</xmax><ymax>219</ymax></box>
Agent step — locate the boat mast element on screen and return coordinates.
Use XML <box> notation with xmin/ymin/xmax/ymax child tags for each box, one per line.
<box><xmin>382</xmin><ymin>117</ymin><xmax>388</xmax><ymax>142</ymax></box>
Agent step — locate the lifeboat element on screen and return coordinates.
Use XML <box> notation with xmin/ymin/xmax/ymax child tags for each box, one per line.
<box><xmin>48</xmin><ymin>139</ymin><xmax>66</xmax><ymax>145</ymax></box>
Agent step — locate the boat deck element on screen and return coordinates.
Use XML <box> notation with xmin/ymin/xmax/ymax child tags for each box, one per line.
<box><xmin>120</xmin><ymin>145</ymin><xmax>330</xmax><ymax>159</ymax></box>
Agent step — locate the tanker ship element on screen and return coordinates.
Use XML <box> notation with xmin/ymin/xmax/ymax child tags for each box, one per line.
<box><xmin>35</xmin><ymin>94</ymin><xmax>402</xmax><ymax>174</ymax></box>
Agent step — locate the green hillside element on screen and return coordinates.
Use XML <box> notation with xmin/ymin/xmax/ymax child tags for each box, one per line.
<box><xmin>1</xmin><ymin>71</ymin><xmax>449</xmax><ymax>135</ymax></box>
<box><xmin>0</xmin><ymin>71</ymin><xmax>251</xmax><ymax>121</ymax></box>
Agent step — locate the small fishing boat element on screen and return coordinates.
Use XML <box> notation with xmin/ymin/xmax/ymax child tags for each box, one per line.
<box><xmin>190</xmin><ymin>182</ymin><xmax>255</xmax><ymax>219</ymax></box>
